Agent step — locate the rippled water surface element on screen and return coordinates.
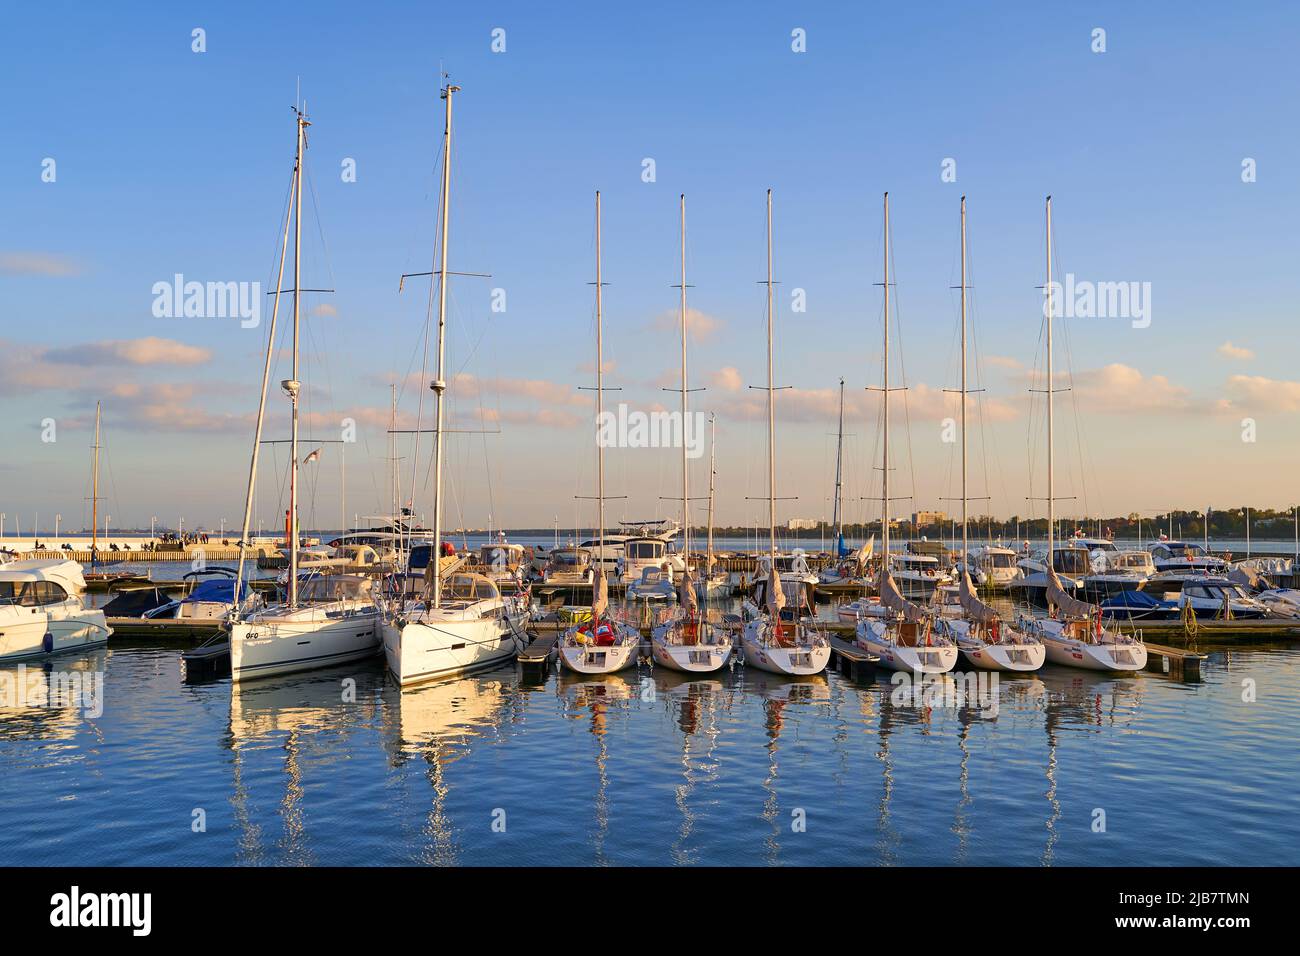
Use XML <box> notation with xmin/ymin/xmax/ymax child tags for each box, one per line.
<box><xmin>2</xmin><ymin>633</ymin><xmax>1297</xmax><ymax>866</ymax></box>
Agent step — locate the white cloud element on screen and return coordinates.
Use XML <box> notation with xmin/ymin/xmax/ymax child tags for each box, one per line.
<box><xmin>43</xmin><ymin>336</ymin><xmax>212</xmax><ymax>367</ymax></box>
<box><xmin>1217</xmin><ymin>341</ymin><xmax>1254</xmax><ymax>361</ymax></box>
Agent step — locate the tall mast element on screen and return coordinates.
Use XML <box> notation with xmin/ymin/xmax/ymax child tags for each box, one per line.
<box><xmin>833</xmin><ymin>378</ymin><xmax>844</xmax><ymax>552</ymax></box>
<box><xmin>765</xmin><ymin>189</ymin><xmax>776</xmax><ymax>561</ymax></box>
<box><xmin>430</xmin><ymin>83</ymin><xmax>457</xmax><ymax>609</ymax></box>
<box><xmin>90</xmin><ymin>401</ymin><xmax>101</xmax><ymax>565</ymax></box>
<box><xmin>959</xmin><ymin>196</ymin><xmax>969</xmax><ymax>565</ymax></box>
<box><xmin>706</xmin><ymin>414</ymin><xmax>716</xmax><ymax>575</ymax></box>
<box><xmin>678</xmin><ymin>194</ymin><xmax>690</xmax><ymax>572</ymax></box>
<box><xmin>595</xmin><ymin>190</ymin><xmax>605</xmax><ymax>572</ymax></box>
<box><xmin>881</xmin><ymin>192</ymin><xmax>891</xmax><ymax>562</ymax></box>
<box><xmin>1045</xmin><ymin>196</ymin><xmax>1054</xmax><ymax>559</ymax></box>
<box><xmin>234</xmin><ymin>139</ymin><xmax>297</xmax><ymax>609</ymax></box>
<box><xmin>287</xmin><ymin>105</ymin><xmax>308</xmax><ymax>607</ymax></box>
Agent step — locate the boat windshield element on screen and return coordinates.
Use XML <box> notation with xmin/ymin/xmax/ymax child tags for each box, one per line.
<box><xmin>981</xmin><ymin>552</ymin><xmax>1017</xmax><ymax>568</ymax></box>
<box><xmin>550</xmin><ymin>550</ymin><xmax>589</xmax><ymax>568</ymax></box>
<box><xmin>444</xmin><ymin>575</ymin><xmax>501</xmax><ymax>601</ymax></box>
<box><xmin>1053</xmin><ymin>550</ymin><xmax>1091</xmax><ymax>574</ymax></box>
<box><xmin>299</xmin><ymin>576</ymin><xmax>372</xmax><ymax>603</ymax></box>
<box><xmin>626</xmin><ymin>540</ymin><xmax>665</xmax><ymax>559</ymax></box>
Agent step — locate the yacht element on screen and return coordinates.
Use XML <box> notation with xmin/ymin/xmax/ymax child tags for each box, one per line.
<box><xmin>967</xmin><ymin>545</ymin><xmax>1020</xmax><ymax>589</ymax></box>
<box><xmin>0</xmin><ymin>560</ymin><xmax>111</xmax><ymax>662</ymax></box>
<box><xmin>379</xmin><ymin>84</ymin><xmax>531</xmax><ymax>686</ymax></box>
<box><xmin>888</xmin><ymin>552</ymin><xmax>950</xmax><ymax>600</ymax></box>
<box><xmin>1081</xmin><ymin>549</ymin><xmax>1155</xmax><ymax>602</ymax></box>
<box><xmin>230</xmin><ymin>574</ymin><xmax>381</xmax><ymax>681</ymax></box>
<box><xmin>1148</xmin><ymin>540</ymin><xmax>1230</xmax><ymax>575</ymax></box>
<box><xmin>542</xmin><ymin>546</ymin><xmax>595</xmax><ymax>586</ymax></box>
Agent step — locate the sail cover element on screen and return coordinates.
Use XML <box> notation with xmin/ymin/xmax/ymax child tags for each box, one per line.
<box><xmin>765</xmin><ymin>567</ymin><xmax>786</xmax><ymax>617</ymax></box>
<box><xmin>958</xmin><ymin>571</ymin><xmax>1000</xmax><ymax>625</ymax></box>
<box><xmin>878</xmin><ymin>569</ymin><xmax>926</xmax><ymax>623</ymax></box>
<box><xmin>591</xmin><ymin>567</ymin><xmax>608</xmax><ymax>619</ymax></box>
<box><xmin>1228</xmin><ymin>564</ymin><xmax>1261</xmax><ymax>591</ymax></box>
<box><xmin>679</xmin><ymin>568</ymin><xmax>698</xmax><ymax>612</ymax></box>
<box><xmin>1046</xmin><ymin>567</ymin><xmax>1095</xmax><ymax>618</ymax></box>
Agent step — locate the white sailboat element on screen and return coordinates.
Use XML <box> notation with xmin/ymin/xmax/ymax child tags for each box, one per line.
<box><xmin>652</xmin><ymin>196</ymin><xmax>732</xmax><ymax>674</ymax></box>
<box><xmin>939</xmin><ymin>197</ymin><xmax>1044</xmax><ymax>672</ymax></box>
<box><xmin>739</xmin><ymin>190</ymin><xmax>831</xmax><ymax>677</ymax></box>
<box><xmin>229</xmin><ymin>103</ymin><xmax>381</xmax><ymax>682</ymax></box>
<box><xmin>380</xmin><ymin>83</ymin><xmax>530</xmax><ymax>686</ymax></box>
<box><xmin>557</xmin><ymin>191</ymin><xmax>641</xmax><ymax>675</ymax></box>
<box><xmin>855</xmin><ymin>192</ymin><xmax>958</xmax><ymax>674</ymax></box>
<box><xmin>1020</xmin><ymin>197</ymin><xmax>1147</xmax><ymax>673</ymax></box>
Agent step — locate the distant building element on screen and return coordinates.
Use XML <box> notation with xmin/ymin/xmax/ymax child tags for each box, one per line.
<box><xmin>912</xmin><ymin>511</ymin><xmax>947</xmax><ymax>527</ymax></box>
<box><xmin>786</xmin><ymin>518</ymin><xmax>820</xmax><ymax>530</ymax></box>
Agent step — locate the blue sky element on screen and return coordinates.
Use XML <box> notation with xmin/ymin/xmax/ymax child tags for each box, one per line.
<box><xmin>3</xmin><ymin>1</ymin><xmax>1299</xmax><ymax>534</ymax></box>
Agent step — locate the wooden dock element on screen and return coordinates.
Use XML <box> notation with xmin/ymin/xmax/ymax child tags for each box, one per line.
<box><xmin>107</xmin><ymin>617</ymin><xmax>225</xmax><ymax>640</ymax></box>
<box><xmin>1110</xmin><ymin>616</ymin><xmax>1300</xmax><ymax>646</ymax></box>
<box><xmin>1141</xmin><ymin>642</ymin><xmax>1207</xmax><ymax>681</ymax></box>
<box><xmin>517</xmin><ymin>630</ymin><xmax>560</xmax><ymax>681</ymax></box>
<box><xmin>828</xmin><ymin>636</ymin><xmax>879</xmax><ymax>681</ymax></box>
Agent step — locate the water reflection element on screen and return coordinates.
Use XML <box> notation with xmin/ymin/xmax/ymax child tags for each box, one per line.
<box><xmin>653</xmin><ymin>671</ymin><xmax>728</xmax><ymax>865</ymax></box>
<box><xmin>557</xmin><ymin>673</ymin><xmax>636</xmax><ymax>865</ymax></box>
<box><xmin>0</xmin><ymin>647</ymin><xmax>107</xmax><ymax>744</ymax></box>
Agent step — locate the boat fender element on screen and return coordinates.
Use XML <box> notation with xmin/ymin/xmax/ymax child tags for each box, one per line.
<box><xmin>42</xmin><ymin>632</ymin><xmax>54</xmax><ymax>654</ymax></box>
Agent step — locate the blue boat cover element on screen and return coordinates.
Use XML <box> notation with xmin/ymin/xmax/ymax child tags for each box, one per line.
<box><xmin>1101</xmin><ymin>590</ymin><xmax>1169</xmax><ymax>610</ymax></box>
<box><xmin>182</xmin><ymin>579</ymin><xmax>247</xmax><ymax>605</ymax></box>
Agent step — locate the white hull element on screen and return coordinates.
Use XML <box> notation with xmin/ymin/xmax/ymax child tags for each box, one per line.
<box><xmin>383</xmin><ymin>613</ymin><xmax>521</xmax><ymax>686</ymax></box>
<box><xmin>231</xmin><ymin>606</ymin><xmax>380</xmax><ymax>681</ymax></box>
<box><xmin>739</xmin><ymin>620</ymin><xmax>830</xmax><ymax>676</ymax></box>
<box><xmin>855</xmin><ymin>619</ymin><xmax>958</xmax><ymax>674</ymax></box>
<box><xmin>557</xmin><ymin>634</ymin><xmax>641</xmax><ymax>674</ymax></box>
<box><xmin>956</xmin><ymin>638</ymin><xmax>1045</xmax><ymax>672</ymax></box>
<box><xmin>1036</xmin><ymin>620</ymin><xmax>1148</xmax><ymax>671</ymax></box>
<box><xmin>650</xmin><ymin>621</ymin><xmax>732</xmax><ymax>673</ymax></box>
<box><xmin>0</xmin><ymin>608</ymin><xmax>109</xmax><ymax>662</ymax></box>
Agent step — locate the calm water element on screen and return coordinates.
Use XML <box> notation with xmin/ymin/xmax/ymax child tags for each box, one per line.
<box><xmin>2</xmin><ymin>635</ymin><xmax>1297</xmax><ymax>866</ymax></box>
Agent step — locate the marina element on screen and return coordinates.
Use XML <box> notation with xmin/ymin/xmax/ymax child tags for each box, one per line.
<box><xmin>4</xmin><ymin>3</ymin><xmax>1299</xmax><ymax>905</ymax></box>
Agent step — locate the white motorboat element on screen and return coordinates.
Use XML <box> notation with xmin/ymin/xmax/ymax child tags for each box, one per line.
<box><xmin>1148</xmin><ymin>540</ymin><xmax>1230</xmax><ymax>575</ymax></box>
<box><xmin>626</xmin><ymin>566</ymin><xmax>676</xmax><ymax>602</ymax></box>
<box><xmin>967</xmin><ymin>545</ymin><xmax>1020</xmax><ymax>589</ymax></box>
<box><xmin>0</xmin><ymin>559</ymin><xmax>111</xmax><ymax>662</ymax></box>
<box><xmin>887</xmin><ymin>551</ymin><xmax>950</xmax><ymax>600</ymax></box>
<box><xmin>469</xmin><ymin>536</ymin><xmax>528</xmax><ymax>589</ymax></box>
<box><xmin>619</xmin><ymin>535</ymin><xmax>681</xmax><ymax>584</ymax></box>
<box><xmin>836</xmin><ymin>595</ymin><xmax>883</xmax><ymax>623</ymax></box>
<box><xmin>738</xmin><ymin>190</ymin><xmax>829</xmax><ymax>677</ymax></box>
<box><xmin>542</xmin><ymin>546</ymin><xmax>595</xmax><ymax>586</ymax></box>
<box><xmin>1081</xmin><ymin>549</ymin><xmax>1155</xmax><ymax>602</ymax></box>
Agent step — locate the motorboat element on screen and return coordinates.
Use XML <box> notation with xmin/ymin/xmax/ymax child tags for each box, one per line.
<box><xmin>542</xmin><ymin>546</ymin><xmax>595</xmax><ymax>586</ymax></box>
<box><xmin>1148</xmin><ymin>540</ymin><xmax>1229</xmax><ymax>575</ymax></box>
<box><xmin>1081</xmin><ymin>549</ymin><xmax>1155</xmax><ymax>602</ymax></box>
<box><xmin>0</xmin><ymin>559</ymin><xmax>111</xmax><ymax>662</ymax></box>
<box><xmin>626</xmin><ymin>565</ymin><xmax>676</xmax><ymax>602</ymax></box>
<box><xmin>887</xmin><ymin>552</ymin><xmax>950</xmax><ymax>600</ymax></box>
<box><xmin>967</xmin><ymin>545</ymin><xmax>1020</xmax><ymax>589</ymax></box>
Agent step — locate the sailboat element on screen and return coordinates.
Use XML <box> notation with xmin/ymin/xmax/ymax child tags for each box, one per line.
<box><xmin>1019</xmin><ymin>197</ymin><xmax>1147</xmax><ymax>672</ymax></box>
<box><xmin>557</xmin><ymin>191</ymin><xmax>642</xmax><ymax>675</ymax></box>
<box><xmin>818</xmin><ymin>380</ymin><xmax>869</xmax><ymax>585</ymax></box>
<box><xmin>855</xmin><ymin>192</ymin><xmax>958</xmax><ymax>674</ymax></box>
<box><xmin>228</xmin><ymin>103</ymin><xmax>382</xmax><ymax>682</ymax></box>
<box><xmin>379</xmin><ymin>83</ymin><xmax>531</xmax><ymax>686</ymax></box>
<box><xmin>739</xmin><ymin>190</ymin><xmax>831</xmax><ymax>677</ymax></box>
<box><xmin>935</xmin><ymin>197</ymin><xmax>1044</xmax><ymax>672</ymax></box>
<box><xmin>651</xmin><ymin>196</ymin><xmax>732</xmax><ymax>674</ymax></box>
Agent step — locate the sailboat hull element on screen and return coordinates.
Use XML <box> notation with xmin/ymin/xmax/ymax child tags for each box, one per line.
<box><xmin>855</xmin><ymin>620</ymin><xmax>958</xmax><ymax>674</ymax></box>
<box><xmin>383</xmin><ymin>612</ymin><xmax>522</xmax><ymax>686</ymax></box>
<box><xmin>0</xmin><ymin>608</ymin><xmax>109</xmax><ymax>662</ymax></box>
<box><xmin>739</xmin><ymin>620</ymin><xmax>830</xmax><ymax>676</ymax></box>
<box><xmin>230</xmin><ymin>606</ymin><xmax>380</xmax><ymax>681</ymax></box>
<box><xmin>1036</xmin><ymin>620</ymin><xmax>1148</xmax><ymax>671</ymax></box>
<box><xmin>650</xmin><ymin>621</ymin><xmax>732</xmax><ymax>673</ymax></box>
<box><xmin>557</xmin><ymin>634</ymin><xmax>641</xmax><ymax>674</ymax></box>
